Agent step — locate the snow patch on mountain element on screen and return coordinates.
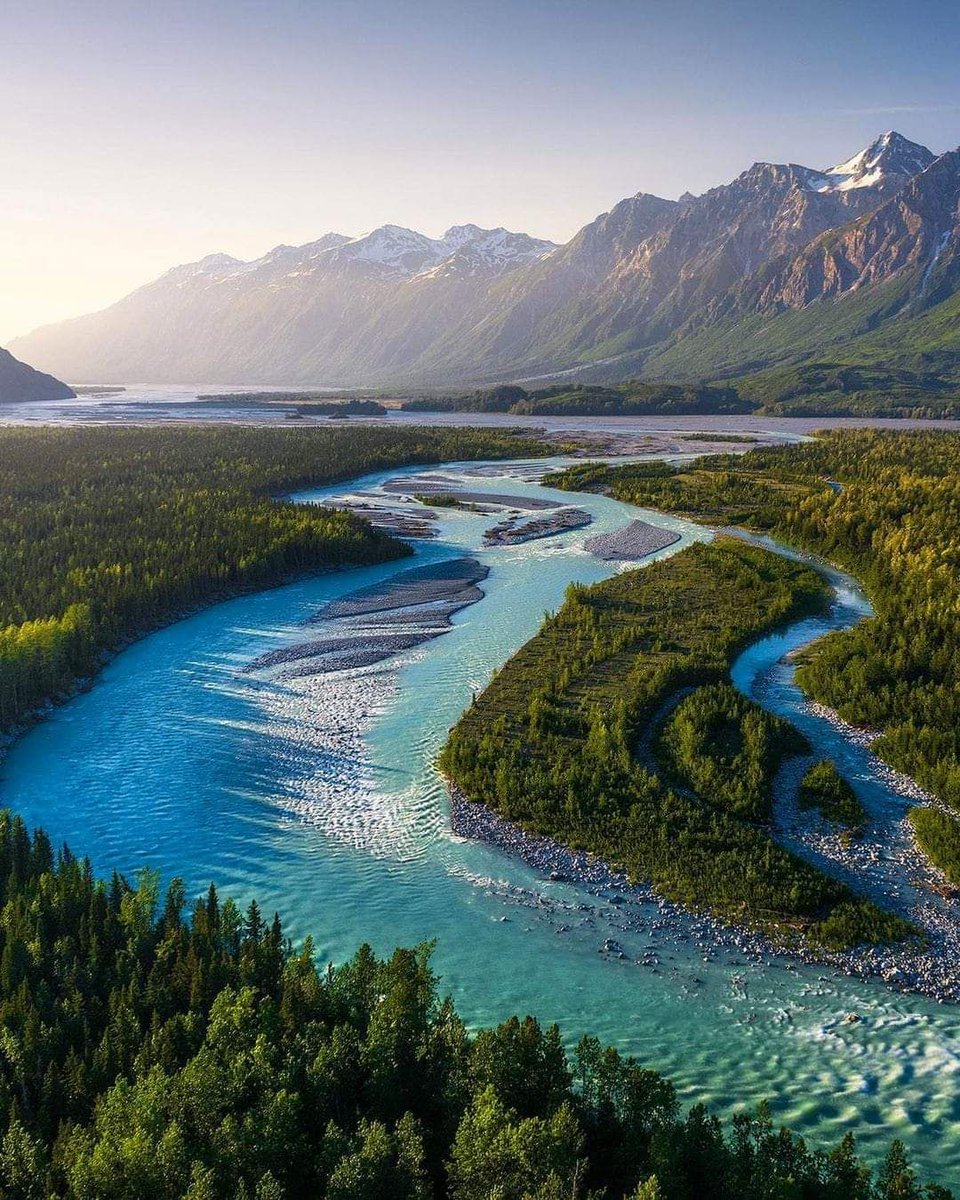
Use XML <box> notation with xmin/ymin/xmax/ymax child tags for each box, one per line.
<box><xmin>162</xmin><ymin>253</ymin><xmax>244</xmax><ymax>287</ymax></box>
<box><xmin>151</xmin><ymin>224</ymin><xmax>557</xmax><ymax>294</ymax></box>
<box><xmin>333</xmin><ymin>225</ymin><xmax>442</xmax><ymax>274</ymax></box>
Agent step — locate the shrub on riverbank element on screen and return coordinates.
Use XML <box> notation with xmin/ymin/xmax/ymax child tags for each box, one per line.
<box><xmin>909</xmin><ymin>807</ymin><xmax>960</xmax><ymax>886</ymax></box>
<box><xmin>799</xmin><ymin>761</ymin><xmax>867</xmax><ymax>831</ymax></box>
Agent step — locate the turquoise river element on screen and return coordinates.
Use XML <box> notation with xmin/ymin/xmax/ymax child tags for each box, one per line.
<box><xmin>2</xmin><ymin>456</ymin><xmax>958</xmax><ymax>1185</ymax></box>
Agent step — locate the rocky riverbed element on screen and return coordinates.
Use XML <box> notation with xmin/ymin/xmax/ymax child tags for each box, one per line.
<box><xmin>449</xmin><ymin>783</ymin><xmax>960</xmax><ymax>1002</ymax></box>
<box><xmin>319</xmin><ymin>498</ymin><xmax>440</xmax><ymax>538</ymax></box>
<box><xmin>483</xmin><ymin>507</ymin><xmax>593</xmax><ymax>546</ymax></box>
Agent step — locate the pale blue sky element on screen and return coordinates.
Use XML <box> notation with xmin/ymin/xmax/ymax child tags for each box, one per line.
<box><xmin>3</xmin><ymin>0</ymin><xmax>959</xmax><ymax>340</ymax></box>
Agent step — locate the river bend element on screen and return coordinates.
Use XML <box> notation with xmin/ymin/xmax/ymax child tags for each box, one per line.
<box><xmin>2</xmin><ymin>457</ymin><xmax>958</xmax><ymax>1184</ymax></box>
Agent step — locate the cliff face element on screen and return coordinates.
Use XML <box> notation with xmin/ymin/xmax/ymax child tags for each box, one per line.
<box><xmin>0</xmin><ymin>348</ymin><xmax>75</xmax><ymax>402</ymax></box>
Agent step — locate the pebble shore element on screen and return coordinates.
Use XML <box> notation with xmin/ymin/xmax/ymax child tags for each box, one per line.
<box><xmin>449</xmin><ymin>785</ymin><xmax>960</xmax><ymax>1003</ymax></box>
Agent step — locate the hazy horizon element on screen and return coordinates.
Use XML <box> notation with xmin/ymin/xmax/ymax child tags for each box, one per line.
<box><xmin>4</xmin><ymin>0</ymin><xmax>960</xmax><ymax>344</ymax></box>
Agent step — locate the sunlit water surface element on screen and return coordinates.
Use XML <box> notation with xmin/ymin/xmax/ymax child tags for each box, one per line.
<box><xmin>3</xmin><ymin>458</ymin><xmax>958</xmax><ymax>1185</ymax></box>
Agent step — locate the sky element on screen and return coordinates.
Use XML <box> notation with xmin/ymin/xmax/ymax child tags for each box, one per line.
<box><xmin>3</xmin><ymin>0</ymin><xmax>960</xmax><ymax>344</ymax></box>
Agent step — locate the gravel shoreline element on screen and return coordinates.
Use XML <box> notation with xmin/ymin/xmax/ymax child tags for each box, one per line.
<box><xmin>449</xmin><ymin>786</ymin><xmax>960</xmax><ymax>1003</ymax></box>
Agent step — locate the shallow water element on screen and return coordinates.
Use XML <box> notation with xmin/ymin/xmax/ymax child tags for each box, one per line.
<box><xmin>5</xmin><ymin>381</ymin><xmax>960</xmax><ymax>437</ymax></box>
<box><xmin>3</xmin><ymin>457</ymin><xmax>959</xmax><ymax>1185</ymax></box>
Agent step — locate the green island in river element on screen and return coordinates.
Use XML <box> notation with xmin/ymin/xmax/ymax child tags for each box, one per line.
<box><xmin>442</xmin><ymin>539</ymin><xmax>911</xmax><ymax>948</ymax></box>
<box><xmin>546</xmin><ymin>429</ymin><xmax>960</xmax><ymax>884</ymax></box>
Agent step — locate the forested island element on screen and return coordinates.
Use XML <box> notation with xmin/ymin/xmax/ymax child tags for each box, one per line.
<box><xmin>399</xmin><ymin>372</ymin><xmax>960</xmax><ymax>420</ymax></box>
<box><xmin>548</xmin><ymin>430</ymin><xmax>960</xmax><ymax>888</ymax></box>
<box><xmin>401</xmin><ymin>383</ymin><xmax>751</xmax><ymax>418</ymax></box>
<box><xmin>442</xmin><ymin>541</ymin><xmax>909</xmax><ymax>948</ymax></box>
<box><xmin>194</xmin><ymin>395</ymin><xmax>390</xmax><ymax>418</ymax></box>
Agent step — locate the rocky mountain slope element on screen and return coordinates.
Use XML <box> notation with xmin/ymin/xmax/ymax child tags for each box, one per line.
<box><xmin>642</xmin><ymin>143</ymin><xmax>960</xmax><ymax>383</ymax></box>
<box><xmin>0</xmin><ymin>348</ymin><xmax>75</xmax><ymax>403</ymax></box>
<box><xmin>11</xmin><ymin>131</ymin><xmax>959</xmax><ymax>388</ymax></box>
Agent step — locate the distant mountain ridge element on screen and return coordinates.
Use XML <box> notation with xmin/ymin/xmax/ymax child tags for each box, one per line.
<box><xmin>0</xmin><ymin>348</ymin><xmax>74</xmax><ymax>403</ymax></box>
<box><xmin>11</xmin><ymin>131</ymin><xmax>960</xmax><ymax>390</ymax></box>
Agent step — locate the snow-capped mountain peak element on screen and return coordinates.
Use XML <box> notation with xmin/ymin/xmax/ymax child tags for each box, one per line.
<box><xmin>152</xmin><ymin>224</ymin><xmax>556</xmax><ymax>290</ymax></box>
<box><xmin>822</xmin><ymin>130</ymin><xmax>935</xmax><ymax>192</ymax></box>
<box><xmin>317</xmin><ymin>223</ymin><xmax>558</xmax><ymax>280</ymax></box>
<box><xmin>300</xmin><ymin>233</ymin><xmax>351</xmax><ymax>258</ymax></box>
<box><xmin>11</xmin><ymin>129</ymin><xmax>958</xmax><ymax>389</ymax></box>
<box><xmin>441</xmin><ymin>224</ymin><xmax>486</xmax><ymax>250</ymax></box>
<box><xmin>414</xmin><ymin>227</ymin><xmax>558</xmax><ymax>281</ymax></box>
<box><xmin>335</xmin><ymin>225</ymin><xmax>440</xmax><ymax>273</ymax></box>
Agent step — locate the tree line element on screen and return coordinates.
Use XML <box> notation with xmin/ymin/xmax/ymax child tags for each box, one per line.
<box><xmin>0</xmin><ymin>813</ymin><xmax>944</xmax><ymax>1199</ymax></box>
<box><xmin>656</xmin><ymin>682</ymin><xmax>806</xmax><ymax>823</ymax></box>
<box><xmin>0</xmin><ymin>425</ymin><xmax>543</xmax><ymax>730</ymax></box>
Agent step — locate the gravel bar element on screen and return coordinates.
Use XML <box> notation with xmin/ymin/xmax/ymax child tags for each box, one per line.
<box><xmin>381</xmin><ymin>478</ymin><xmax>560</xmax><ymax>509</ymax></box>
<box><xmin>585</xmin><ymin>520</ymin><xmax>681</xmax><ymax>561</ymax></box>
<box><xmin>317</xmin><ymin>558</ymin><xmax>489</xmax><ymax>619</ymax></box>
<box><xmin>483</xmin><ymin>507</ymin><xmax>593</xmax><ymax>546</ymax></box>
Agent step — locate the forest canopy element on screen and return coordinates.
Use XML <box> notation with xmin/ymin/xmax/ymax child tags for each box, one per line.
<box><xmin>0</xmin><ymin>813</ymin><xmax>945</xmax><ymax>1200</ymax></box>
<box><xmin>0</xmin><ymin>425</ymin><xmax>544</xmax><ymax>729</ymax></box>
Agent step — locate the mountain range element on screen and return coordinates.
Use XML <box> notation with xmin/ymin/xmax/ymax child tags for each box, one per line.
<box><xmin>10</xmin><ymin>131</ymin><xmax>960</xmax><ymax>391</ymax></box>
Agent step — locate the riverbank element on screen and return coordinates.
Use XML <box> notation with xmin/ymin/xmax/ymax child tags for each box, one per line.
<box><xmin>0</xmin><ymin>556</ymin><xmax>395</xmax><ymax>769</ymax></box>
<box><xmin>449</xmin><ymin>781</ymin><xmax>960</xmax><ymax>1002</ymax></box>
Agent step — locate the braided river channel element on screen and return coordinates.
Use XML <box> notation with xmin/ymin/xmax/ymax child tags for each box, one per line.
<box><xmin>2</xmin><ymin>456</ymin><xmax>958</xmax><ymax>1183</ymax></box>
